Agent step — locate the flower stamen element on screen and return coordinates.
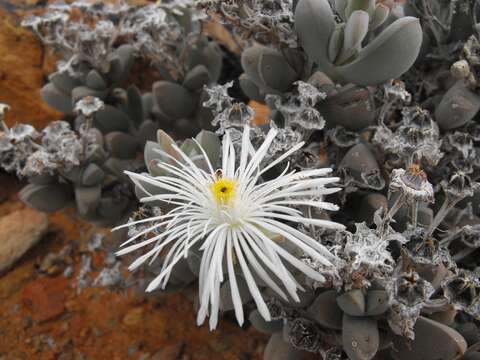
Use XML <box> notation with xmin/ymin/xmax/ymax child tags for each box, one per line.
<box><xmin>210</xmin><ymin>177</ymin><xmax>237</xmax><ymax>204</ymax></box>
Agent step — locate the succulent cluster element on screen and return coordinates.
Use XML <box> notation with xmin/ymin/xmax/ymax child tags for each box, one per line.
<box><xmin>2</xmin><ymin>0</ymin><xmax>480</xmax><ymax>359</ymax></box>
<box><xmin>5</xmin><ymin>0</ymin><xmax>227</xmax><ymax>225</ymax></box>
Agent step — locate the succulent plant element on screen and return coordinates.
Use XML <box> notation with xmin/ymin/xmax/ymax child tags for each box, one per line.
<box><xmin>7</xmin><ymin>0</ymin><xmax>480</xmax><ymax>359</ymax></box>
<box><xmin>295</xmin><ymin>0</ymin><xmax>423</xmax><ymax>86</ymax></box>
<box><xmin>142</xmin><ymin>35</ymin><xmax>223</xmax><ymax>138</ymax></box>
<box><xmin>0</xmin><ymin>98</ymin><xmax>154</xmax><ymax>227</ymax></box>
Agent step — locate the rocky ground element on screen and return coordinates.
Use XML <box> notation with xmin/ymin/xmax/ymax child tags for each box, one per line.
<box><xmin>0</xmin><ymin>4</ymin><xmax>268</xmax><ymax>359</ymax></box>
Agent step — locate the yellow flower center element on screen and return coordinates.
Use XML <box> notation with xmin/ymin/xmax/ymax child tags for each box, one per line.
<box><xmin>210</xmin><ymin>178</ymin><xmax>237</xmax><ymax>204</ymax></box>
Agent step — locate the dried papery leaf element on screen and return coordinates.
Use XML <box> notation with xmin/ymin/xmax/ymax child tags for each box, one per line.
<box><xmin>307</xmin><ymin>290</ymin><xmax>343</xmax><ymax>330</ymax></box>
<box><xmin>343</xmin><ymin>315</ymin><xmax>379</xmax><ymax>360</ymax></box>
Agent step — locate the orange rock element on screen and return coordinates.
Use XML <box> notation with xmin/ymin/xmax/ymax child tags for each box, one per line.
<box><xmin>21</xmin><ymin>276</ymin><xmax>68</xmax><ymax>322</ymax></box>
<box><xmin>0</xmin><ymin>9</ymin><xmax>61</xmax><ymax>129</ymax></box>
<box><xmin>0</xmin><ymin>207</ymin><xmax>48</xmax><ymax>274</ymax></box>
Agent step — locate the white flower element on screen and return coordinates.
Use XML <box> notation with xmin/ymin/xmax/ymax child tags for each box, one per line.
<box><xmin>74</xmin><ymin>96</ymin><xmax>105</xmax><ymax>118</ymax></box>
<box><xmin>115</xmin><ymin>125</ymin><xmax>345</xmax><ymax>330</ymax></box>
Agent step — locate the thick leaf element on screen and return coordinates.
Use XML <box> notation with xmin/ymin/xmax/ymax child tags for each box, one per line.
<box><xmin>195</xmin><ymin>130</ymin><xmax>221</xmax><ymax>169</ymax></box>
<box><xmin>249</xmin><ymin>310</ymin><xmax>283</xmax><ymax>334</ymax></box>
<box><xmin>435</xmin><ymin>80</ymin><xmax>480</xmax><ymax>131</ymax></box>
<box><xmin>20</xmin><ymin>183</ymin><xmax>73</xmax><ymax>212</ymax></box>
<box><xmin>319</xmin><ymin>85</ymin><xmax>376</xmax><ymax>130</ymax></box>
<box><xmin>241</xmin><ymin>45</ymin><xmax>269</xmax><ymax>90</ymax></box>
<box><xmin>107</xmin><ymin>44</ymin><xmax>135</xmax><ymax>84</ymax></box>
<box><xmin>169</xmin><ymin>258</ymin><xmax>196</xmax><ymax>285</ymax></box>
<box><xmin>144</xmin><ymin>141</ymin><xmax>164</xmax><ymax>174</ymax></box>
<box><xmin>105</xmin><ymin>131</ymin><xmax>139</xmax><ymax>159</ymax></box>
<box><xmin>137</xmin><ymin>120</ymin><xmax>158</xmax><ymax>147</ymax></box>
<box><xmin>41</xmin><ymin>83</ymin><xmax>73</xmax><ymax>114</ymax></box>
<box><xmin>97</xmin><ymin>196</ymin><xmax>130</xmax><ymax>221</ymax></box>
<box><xmin>339</xmin><ymin>143</ymin><xmax>380</xmax><ymax>178</ymax></box>
<box><xmin>338</xmin><ymin>10</ymin><xmax>370</xmax><ymax>64</ymax></box>
<box><xmin>220</xmin><ymin>277</ymin><xmax>253</xmax><ymax>311</ymax></box>
<box><xmin>183</xmin><ymin>64</ymin><xmax>211</xmax><ymax>91</ymax></box>
<box><xmin>75</xmin><ymin>186</ymin><xmax>101</xmax><ymax>215</ymax></box>
<box><xmin>93</xmin><ymin>105</ymin><xmax>130</xmax><ymax>133</ymax></box>
<box><xmin>365</xmin><ymin>290</ymin><xmax>389</xmax><ymax>316</ymax></box>
<box><xmin>345</xmin><ymin>0</ymin><xmax>375</xmax><ymax>19</ymax></box>
<box><xmin>295</xmin><ymin>0</ymin><xmax>335</xmax><ymax>71</ymax></box>
<box><xmin>328</xmin><ymin>25</ymin><xmax>345</xmax><ymax>63</ymax></box>
<box><xmin>337</xmin><ymin>289</ymin><xmax>366</xmax><ymax>316</ymax></box>
<box><xmin>71</xmin><ymin>86</ymin><xmax>108</xmax><ymax>104</ymax></box>
<box><xmin>370</xmin><ymin>4</ymin><xmax>390</xmax><ymax>30</ymax></box>
<box><xmin>153</xmin><ymin>81</ymin><xmax>197</xmax><ymax>119</ymax></box>
<box><xmin>259</xmin><ymin>50</ymin><xmax>298</xmax><ymax>92</ymax></box>
<box><xmin>335</xmin><ymin>0</ymin><xmax>348</xmax><ymax>21</ymax></box>
<box><xmin>81</xmin><ymin>163</ymin><xmax>105</xmax><ymax>187</ymax></box>
<box><xmin>343</xmin><ymin>315</ymin><xmax>379</xmax><ymax>360</ymax></box>
<box><xmin>127</xmin><ymin>85</ymin><xmax>144</xmax><ymax>127</ymax></box>
<box><xmin>239</xmin><ymin>74</ymin><xmax>265</xmax><ymax>102</ymax></box>
<box><xmin>49</xmin><ymin>71</ymin><xmax>81</xmax><ymax>94</ymax></box>
<box><xmin>337</xmin><ymin>17</ymin><xmax>422</xmax><ymax>85</ymax></box>
<box><xmin>391</xmin><ymin>317</ymin><xmax>467</xmax><ymax>360</ymax></box>
<box><xmin>202</xmin><ymin>42</ymin><xmax>223</xmax><ymax>83</ymax></box>
<box><xmin>86</xmin><ymin>69</ymin><xmax>107</xmax><ymax>90</ymax></box>
<box><xmin>307</xmin><ymin>290</ymin><xmax>343</xmax><ymax>330</ymax></box>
